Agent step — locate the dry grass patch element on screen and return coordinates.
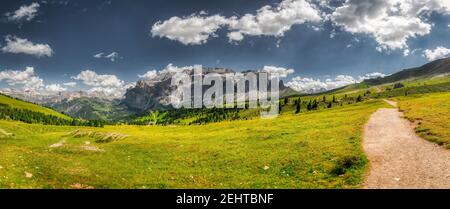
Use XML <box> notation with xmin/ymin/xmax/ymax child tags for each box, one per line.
<box><xmin>68</xmin><ymin>129</ymin><xmax>129</xmax><ymax>143</ymax></box>
<box><xmin>0</xmin><ymin>128</ymin><xmax>14</xmax><ymax>138</ymax></box>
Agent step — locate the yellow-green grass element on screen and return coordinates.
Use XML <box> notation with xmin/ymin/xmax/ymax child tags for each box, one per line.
<box><xmin>0</xmin><ymin>94</ymin><xmax>70</xmax><ymax>120</ymax></box>
<box><xmin>0</xmin><ymin>100</ymin><xmax>387</xmax><ymax>189</ymax></box>
<box><xmin>397</xmin><ymin>92</ymin><xmax>450</xmax><ymax>147</ymax></box>
<box><xmin>400</xmin><ymin>75</ymin><xmax>450</xmax><ymax>87</ymax></box>
<box><xmin>319</xmin><ymin>75</ymin><xmax>450</xmax><ymax>101</ymax></box>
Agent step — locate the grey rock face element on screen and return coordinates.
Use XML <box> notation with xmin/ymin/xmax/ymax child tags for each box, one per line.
<box><xmin>123</xmin><ymin>67</ymin><xmax>295</xmax><ymax>111</ymax></box>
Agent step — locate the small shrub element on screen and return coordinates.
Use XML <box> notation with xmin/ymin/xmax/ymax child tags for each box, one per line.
<box><xmin>330</xmin><ymin>156</ymin><xmax>363</xmax><ymax>176</ymax></box>
<box><xmin>356</xmin><ymin>95</ymin><xmax>363</xmax><ymax>102</ymax></box>
<box><xmin>393</xmin><ymin>83</ymin><xmax>405</xmax><ymax>89</ymax></box>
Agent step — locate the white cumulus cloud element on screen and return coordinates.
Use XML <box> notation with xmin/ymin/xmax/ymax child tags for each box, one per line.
<box><xmin>226</xmin><ymin>0</ymin><xmax>322</xmax><ymax>42</ymax></box>
<box><xmin>159</xmin><ymin>63</ymin><xmax>195</xmax><ymax>74</ymax></box>
<box><xmin>137</xmin><ymin>64</ymin><xmax>197</xmax><ymax>83</ymax></box>
<box><xmin>286</xmin><ymin>76</ymin><xmax>352</xmax><ymax>93</ymax></box>
<box><xmin>45</xmin><ymin>84</ymin><xmax>67</xmax><ymax>92</ymax></box>
<box><xmin>151</xmin><ymin>0</ymin><xmax>322</xmax><ymax>45</ymax></box>
<box><xmin>1</xmin><ymin>36</ymin><xmax>53</xmax><ymax>58</ymax></box>
<box><xmin>72</xmin><ymin>70</ymin><xmax>124</xmax><ymax>88</ymax></box>
<box><xmin>71</xmin><ymin>70</ymin><xmax>127</xmax><ymax>98</ymax></box>
<box><xmin>150</xmin><ymin>0</ymin><xmax>450</xmax><ymax>53</ymax></box>
<box><xmin>0</xmin><ymin>67</ymin><xmax>44</xmax><ymax>91</ymax></box>
<box><xmin>261</xmin><ymin>66</ymin><xmax>295</xmax><ymax>78</ymax></box>
<box><xmin>227</xmin><ymin>31</ymin><xmax>244</xmax><ymax>42</ymax></box>
<box><xmin>423</xmin><ymin>46</ymin><xmax>450</xmax><ymax>61</ymax></box>
<box><xmin>151</xmin><ymin>14</ymin><xmax>230</xmax><ymax>45</ymax></box>
<box><xmin>63</xmin><ymin>82</ymin><xmax>77</xmax><ymax>87</ymax></box>
<box><xmin>331</xmin><ymin>0</ymin><xmax>450</xmax><ymax>52</ymax></box>
<box><xmin>286</xmin><ymin>72</ymin><xmax>386</xmax><ymax>93</ymax></box>
<box><xmin>6</xmin><ymin>2</ymin><xmax>40</xmax><ymax>22</ymax></box>
<box><xmin>358</xmin><ymin>72</ymin><xmax>387</xmax><ymax>81</ymax></box>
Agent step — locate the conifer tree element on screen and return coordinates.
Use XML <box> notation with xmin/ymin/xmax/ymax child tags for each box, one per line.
<box><xmin>307</xmin><ymin>100</ymin><xmax>312</xmax><ymax>111</ymax></box>
<box><xmin>295</xmin><ymin>101</ymin><xmax>301</xmax><ymax>114</ymax></box>
<box><xmin>278</xmin><ymin>101</ymin><xmax>282</xmax><ymax>113</ymax></box>
<box><xmin>356</xmin><ymin>95</ymin><xmax>363</xmax><ymax>102</ymax></box>
<box><xmin>312</xmin><ymin>99</ymin><xmax>318</xmax><ymax>110</ymax></box>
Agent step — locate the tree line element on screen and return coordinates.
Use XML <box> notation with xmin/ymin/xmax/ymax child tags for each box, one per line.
<box><xmin>0</xmin><ymin>103</ymin><xmax>105</xmax><ymax>127</ymax></box>
<box><xmin>129</xmin><ymin>107</ymin><xmax>251</xmax><ymax>126</ymax></box>
<box><xmin>129</xmin><ymin>93</ymin><xmax>368</xmax><ymax>126</ymax></box>
<box><xmin>280</xmin><ymin>94</ymin><xmax>365</xmax><ymax>114</ymax></box>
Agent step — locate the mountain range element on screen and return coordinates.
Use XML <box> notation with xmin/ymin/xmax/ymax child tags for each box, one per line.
<box><xmin>123</xmin><ymin>68</ymin><xmax>297</xmax><ymax>112</ymax></box>
<box><xmin>2</xmin><ymin>58</ymin><xmax>450</xmax><ymax>120</ymax></box>
<box><xmin>42</xmin><ymin>68</ymin><xmax>297</xmax><ymax>120</ymax></box>
<box><xmin>364</xmin><ymin>57</ymin><xmax>450</xmax><ymax>85</ymax></box>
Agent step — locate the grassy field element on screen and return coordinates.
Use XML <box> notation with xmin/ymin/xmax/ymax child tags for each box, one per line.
<box><xmin>397</xmin><ymin>92</ymin><xmax>450</xmax><ymax>148</ymax></box>
<box><xmin>0</xmin><ymin>100</ymin><xmax>387</xmax><ymax>189</ymax></box>
<box><xmin>0</xmin><ymin>94</ymin><xmax>70</xmax><ymax>120</ymax></box>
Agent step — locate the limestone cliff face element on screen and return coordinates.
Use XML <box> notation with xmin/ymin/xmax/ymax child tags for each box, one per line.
<box><xmin>123</xmin><ymin>68</ymin><xmax>295</xmax><ymax>111</ymax></box>
<box><xmin>123</xmin><ymin>75</ymin><xmax>175</xmax><ymax>111</ymax></box>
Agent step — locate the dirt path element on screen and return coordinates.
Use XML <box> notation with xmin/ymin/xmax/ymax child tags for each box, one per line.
<box><xmin>362</xmin><ymin>100</ymin><xmax>450</xmax><ymax>188</ymax></box>
<box><xmin>382</xmin><ymin>99</ymin><xmax>397</xmax><ymax>107</ymax></box>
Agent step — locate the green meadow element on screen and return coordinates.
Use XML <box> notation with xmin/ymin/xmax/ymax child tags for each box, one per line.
<box><xmin>0</xmin><ymin>94</ymin><xmax>70</xmax><ymax>119</ymax></box>
<box><xmin>0</xmin><ymin>100</ymin><xmax>387</xmax><ymax>189</ymax></box>
<box><xmin>1</xmin><ymin>74</ymin><xmax>450</xmax><ymax>189</ymax></box>
<box><xmin>397</xmin><ymin>92</ymin><xmax>450</xmax><ymax>147</ymax></box>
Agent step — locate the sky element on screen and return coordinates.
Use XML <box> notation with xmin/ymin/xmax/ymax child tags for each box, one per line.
<box><xmin>0</xmin><ymin>0</ymin><xmax>449</xmax><ymax>97</ymax></box>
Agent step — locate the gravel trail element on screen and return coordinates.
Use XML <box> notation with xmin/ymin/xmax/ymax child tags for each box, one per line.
<box><xmin>362</xmin><ymin>101</ymin><xmax>450</xmax><ymax>188</ymax></box>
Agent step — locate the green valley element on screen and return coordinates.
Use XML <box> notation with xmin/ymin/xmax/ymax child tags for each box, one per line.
<box><xmin>1</xmin><ymin>58</ymin><xmax>450</xmax><ymax>189</ymax></box>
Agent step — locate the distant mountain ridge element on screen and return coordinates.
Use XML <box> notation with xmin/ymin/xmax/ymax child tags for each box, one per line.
<box><xmin>43</xmin><ymin>97</ymin><xmax>132</xmax><ymax>121</ymax></box>
<box><xmin>4</xmin><ymin>58</ymin><xmax>449</xmax><ymax>121</ymax></box>
<box><xmin>0</xmin><ymin>89</ymin><xmax>118</xmax><ymax>104</ymax></box>
<box><xmin>364</xmin><ymin>57</ymin><xmax>450</xmax><ymax>85</ymax></box>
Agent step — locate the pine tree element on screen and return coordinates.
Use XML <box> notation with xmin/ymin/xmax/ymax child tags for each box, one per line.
<box><xmin>332</xmin><ymin>95</ymin><xmax>337</xmax><ymax>103</ymax></box>
<box><xmin>356</xmin><ymin>95</ymin><xmax>363</xmax><ymax>102</ymax></box>
<box><xmin>284</xmin><ymin>97</ymin><xmax>289</xmax><ymax>106</ymax></box>
<box><xmin>312</xmin><ymin>99</ymin><xmax>318</xmax><ymax>110</ymax></box>
<box><xmin>323</xmin><ymin>96</ymin><xmax>326</xmax><ymax>102</ymax></box>
<box><xmin>278</xmin><ymin>101</ymin><xmax>283</xmax><ymax>113</ymax></box>
<box><xmin>295</xmin><ymin>101</ymin><xmax>301</xmax><ymax>114</ymax></box>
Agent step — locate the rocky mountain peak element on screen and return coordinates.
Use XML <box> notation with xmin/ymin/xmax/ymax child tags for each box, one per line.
<box><xmin>123</xmin><ymin>67</ymin><xmax>294</xmax><ymax>111</ymax></box>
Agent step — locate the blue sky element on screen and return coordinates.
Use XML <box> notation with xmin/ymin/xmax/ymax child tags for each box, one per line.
<box><xmin>0</xmin><ymin>0</ymin><xmax>449</xmax><ymax>96</ymax></box>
